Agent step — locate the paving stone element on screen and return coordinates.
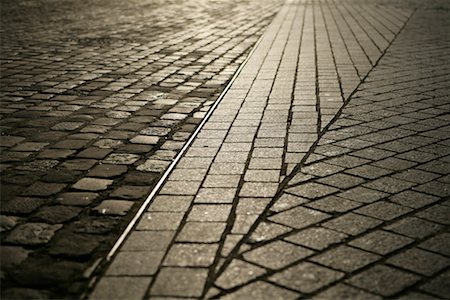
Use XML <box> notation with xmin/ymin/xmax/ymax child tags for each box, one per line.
<box><xmin>176</xmin><ymin>222</ymin><xmax>226</xmax><ymax>243</ymax></box>
<box><xmin>386</xmin><ymin>248</ymin><xmax>450</xmax><ymax>276</ymax></box>
<box><xmin>0</xmin><ymin>136</ymin><xmax>25</xmax><ymax>147</ymax></box>
<box><xmin>0</xmin><ymin>215</ymin><xmax>19</xmax><ymax>232</ymax></box>
<box><xmin>269</xmin><ymin>206</ymin><xmax>330</xmax><ymax>229</ymax></box>
<box><xmin>302</xmin><ymin>162</ymin><xmax>345</xmax><ymax>177</ymax></box>
<box><xmin>271</xmin><ymin>193</ymin><xmax>309</xmax><ymax>212</ymax></box>
<box><xmin>1</xmin><ymin>197</ymin><xmax>48</xmax><ymax>214</ymax></box>
<box><xmin>249</xmin><ymin>222</ymin><xmax>292</xmax><ymax>244</ymax></box>
<box><xmin>392</xmin><ymin>169</ymin><xmax>440</xmax><ymax>184</ymax></box>
<box><xmin>102</xmin><ymin>153</ymin><xmax>140</xmax><ymax>165</ymax></box>
<box><xmin>236</xmin><ymin>198</ymin><xmax>271</xmax><ymax>215</ymax></box>
<box><xmin>56</xmin><ymin>192</ymin><xmax>98</xmax><ymax>206</ymax></box>
<box><xmin>61</xmin><ymin>159</ymin><xmax>97</xmax><ymax>171</ymax></box>
<box><xmin>285</xmin><ymin>227</ymin><xmax>348</xmax><ymax>250</ymax></box>
<box><xmin>136</xmin><ymin>212</ymin><xmax>183</xmax><ymax>230</ymax></box>
<box><xmin>269</xmin><ymin>262</ymin><xmax>344</xmax><ymax>293</ymax></box>
<box><xmin>244</xmin><ymin>240</ymin><xmax>314</xmax><ymax>270</ymax></box>
<box><xmin>137</xmin><ymin>159</ymin><xmax>171</xmax><ymax>172</ymax></box>
<box><xmin>337</xmin><ymin>187</ymin><xmax>388</xmax><ymax>203</ymax></box>
<box><xmin>51</xmin><ymin>122</ymin><xmax>84</xmax><ymax>131</ymax></box>
<box><xmin>87</xmin><ymin>164</ymin><xmax>128</xmax><ymax>178</ymax></box>
<box><xmin>122</xmin><ymin>231</ymin><xmax>174</xmax><ymax>251</ymax></box>
<box><xmin>110</xmin><ymin>185</ymin><xmax>150</xmax><ymax>200</ymax></box>
<box><xmin>151</xmin><ymin>267</ymin><xmax>208</xmax><ymax>297</ymax></box>
<box><xmin>312</xmin><ymin>283</ymin><xmax>382</xmax><ymax>300</ymax></box>
<box><xmin>323</xmin><ymin>213</ymin><xmax>383</xmax><ymax>236</ymax></box>
<box><xmin>1</xmin><ymin>288</ymin><xmax>50</xmax><ymax>299</ymax></box>
<box><xmin>123</xmin><ymin>171</ymin><xmax>158</xmax><ymax>185</ymax></box>
<box><xmin>216</xmin><ymin>259</ymin><xmax>266</xmax><ymax>289</ymax></box>
<box><xmin>5</xmin><ymin>223</ymin><xmax>62</xmax><ymax>245</ymax></box>
<box><xmin>209</xmin><ymin>162</ymin><xmax>246</xmax><ymax>175</ymax></box>
<box><xmin>306</xmin><ymin>196</ymin><xmax>362</xmax><ymax>213</ymax></box>
<box><xmin>49</xmin><ymin>232</ymin><xmax>102</xmax><ymax>258</ymax></box>
<box><xmin>0</xmin><ymin>246</ymin><xmax>30</xmax><ymax>271</ymax></box>
<box><xmin>187</xmin><ymin>204</ymin><xmax>232</xmax><ymax>222</ymax></box>
<box><xmin>73</xmin><ymin>217</ymin><xmax>118</xmax><ymax>235</ymax></box>
<box><xmin>38</xmin><ymin>149</ymin><xmax>75</xmax><ymax>159</ymax></box>
<box><xmin>346</xmin><ymin>265</ymin><xmax>420</xmax><ymax>297</ymax></box>
<box><xmin>418</xmin><ymin>233</ymin><xmax>450</xmax><ymax>256</ymax></box>
<box><xmin>240</xmin><ymin>182</ymin><xmax>278</xmax><ymax>197</ymax></box>
<box><xmin>414</xmin><ymin>181</ymin><xmax>450</xmax><ymax>197</ymax></box>
<box><xmin>148</xmin><ymin>195</ymin><xmax>193</xmax><ymax>212</ymax></box>
<box><xmin>11</xmin><ymin>257</ymin><xmax>85</xmax><ymax>288</ymax></box>
<box><xmin>355</xmin><ymin>201</ymin><xmax>412</xmax><ymax>221</ymax></box>
<box><xmin>221</xmin><ymin>281</ymin><xmax>299</xmax><ymax>300</ymax></box>
<box><xmin>22</xmin><ymin>182</ymin><xmax>66</xmax><ymax>197</ymax></box>
<box><xmin>129</xmin><ymin>135</ymin><xmax>160</xmax><ymax>145</ymax></box>
<box><xmin>194</xmin><ymin>188</ymin><xmax>236</xmax><ymax>203</ymax></box>
<box><xmin>286</xmin><ymin>182</ymin><xmax>340</xmax><ymax>200</ymax></box>
<box><xmin>93</xmin><ymin>200</ymin><xmax>134</xmax><ymax>216</ymax></box>
<box><xmin>396</xmin><ymin>292</ymin><xmax>441</xmax><ymax>300</ymax></box>
<box><xmin>389</xmin><ymin>190</ymin><xmax>439</xmax><ymax>209</ymax></box>
<box><xmin>107</xmin><ymin>251</ymin><xmax>165</xmax><ymax>275</ymax></box>
<box><xmin>163</xmin><ymin>243</ymin><xmax>219</xmax><ymax>267</ymax></box>
<box><xmin>77</xmin><ymin>147</ymin><xmax>113</xmax><ymax>159</ymax></box>
<box><xmin>32</xmin><ymin>205</ymin><xmax>82</xmax><ymax>224</ymax></box>
<box><xmin>317</xmin><ymin>173</ymin><xmax>365</xmax><ymax>189</ymax></box>
<box><xmin>363</xmin><ymin>177</ymin><xmax>416</xmax><ymax>193</ymax></box>
<box><xmin>385</xmin><ymin>217</ymin><xmax>444</xmax><ymax>239</ymax></box>
<box><xmin>160</xmin><ymin>181</ymin><xmax>201</xmax><ymax>196</ymax></box>
<box><xmin>12</xmin><ymin>142</ymin><xmax>49</xmax><ymax>152</ymax></box>
<box><xmin>345</xmin><ymin>164</ymin><xmax>392</xmax><ymax>179</ymax></box>
<box><xmin>52</xmin><ymin>139</ymin><xmax>89</xmax><ymax>149</ymax></box>
<box><xmin>72</xmin><ymin>178</ymin><xmax>113</xmax><ymax>191</ymax></box>
<box><xmin>169</xmin><ymin>169</ymin><xmax>208</xmax><ymax>181</ymax></box>
<box><xmin>349</xmin><ymin>230</ymin><xmax>414</xmax><ymax>255</ymax></box>
<box><xmin>90</xmin><ymin>277</ymin><xmax>151</xmax><ymax>300</ymax></box>
<box><xmin>311</xmin><ymin>245</ymin><xmax>380</xmax><ymax>272</ymax></box>
<box><xmin>93</xmin><ymin>139</ymin><xmax>123</xmax><ymax>149</ymax></box>
<box><xmin>419</xmin><ymin>270</ymin><xmax>450</xmax><ymax>299</ymax></box>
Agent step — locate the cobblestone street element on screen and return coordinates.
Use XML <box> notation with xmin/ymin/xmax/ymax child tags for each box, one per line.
<box><xmin>1</xmin><ymin>0</ymin><xmax>450</xmax><ymax>299</ymax></box>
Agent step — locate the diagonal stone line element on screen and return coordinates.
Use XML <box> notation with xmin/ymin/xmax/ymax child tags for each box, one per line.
<box><xmin>208</xmin><ymin>4</ymin><xmax>416</xmax><ymax>298</ymax></box>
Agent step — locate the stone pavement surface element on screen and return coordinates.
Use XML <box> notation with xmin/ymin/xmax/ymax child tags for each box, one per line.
<box><xmin>89</xmin><ymin>0</ymin><xmax>450</xmax><ymax>299</ymax></box>
<box><xmin>0</xmin><ymin>0</ymin><xmax>284</xmax><ymax>298</ymax></box>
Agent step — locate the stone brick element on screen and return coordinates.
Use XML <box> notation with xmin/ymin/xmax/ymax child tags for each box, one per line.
<box><xmin>90</xmin><ymin>277</ymin><xmax>151</xmax><ymax>300</ymax></box>
<box><xmin>187</xmin><ymin>204</ymin><xmax>232</xmax><ymax>222</ymax></box>
<box><xmin>110</xmin><ymin>185</ymin><xmax>150</xmax><ymax>199</ymax></box>
<box><xmin>269</xmin><ymin>206</ymin><xmax>330</xmax><ymax>229</ymax></box>
<box><xmin>269</xmin><ymin>262</ymin><xmax>344</xmax><ymax>293</ymax></box>
<box><xmin>176</xmin><ymin>222</ymin><xmax>226</xmax><ymax>243</ymax></box>
<box><xmin>5</xmin><ymin>223</ymin><xmax>62</xmax><ymax>245</ymax></box>
<box><xmin>311</xmin><ymin>245</ymin><xmax>380</xmax><ymax>272</ymax></box>
<box><xmin>163</xmin><ymin>243</ymin><xmax>219</xmax><ymax>267</ymax></box>
<box><xmin>87</xmin><ymin>164</ymin><xmax>128</xmax><ymax>178</ymax></box>
<box><xmin>22</xmin><ymin>182</ymin><xmax>66</xmax><ymax>197</ymax></box>
<box><xmin>33</xmin><ymin>206</ymin><xmax>82</xmax><ymax>224</ymax></box>
<box><xmin>386</xmin><ymin>248</ymin><xmax>450</xmax><ymax>276</ymax></box>
<box><xmin>150</xmin><ymin>267</ymin><xmax>208</xmax><ymax>297</ymax></box>
<box><xmin>349</xmin><ymin>230</ymin><xmax>413</xmax><ymax>255</ymax></box>
<box><xmin>244</xmin><ymin>240</ymin><xmax>314</xmax><ymax>269</ymax></box>
<box><xmin>216</xmin><ymin>259</ymin><xmax>266</xmax><ymax>289</ymax></box>
<box><xmin>72</xmin><ymin>178</ymin><xmax>113</xmax><ymax>191</ymax></box>
<box><xmin>346</xmin><ymin>265</ymin><xmax>420</xmax><ymax>297</ymax></box>
<box><xmin>107</xmin><ymin>251</ymin><xmax>165</xmax><ymax>275</ymax></box>
<box><xmin>93</xmin><ymin>200</ymin><xmax>134</xmax><ymax>216</ymax></box>
<box><xmin>285</xmin><ymin>227</ymin><xmax>348</xmax><ymax>250</ymax></box>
